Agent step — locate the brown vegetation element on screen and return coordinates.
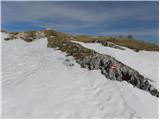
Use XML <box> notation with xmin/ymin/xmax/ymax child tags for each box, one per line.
<box><xmin>107</xmin><ymin>38</ymin><xmax>159</xmax><ymax>51</ymax></box>
<box><xmin>6</xmin><ymin>29</ymin><xmax>159</xmax><ymax>51</ymax></box>
<box><xmin>74</xmin><ymin>35</ymin><xmax>159</xmax><ymax>51</ymax></box>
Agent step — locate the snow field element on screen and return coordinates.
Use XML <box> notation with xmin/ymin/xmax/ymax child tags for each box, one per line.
<box><xmin>1</xmin><ymin>33</ymin><xmax>158</xmax><ymax>118</ymax></box>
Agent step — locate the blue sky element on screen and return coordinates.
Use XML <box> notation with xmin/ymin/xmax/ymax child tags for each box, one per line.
<box><xmin>1</xmin><ymin>1</ymin><xmax>159</xmax><ymax>43</ymax></box>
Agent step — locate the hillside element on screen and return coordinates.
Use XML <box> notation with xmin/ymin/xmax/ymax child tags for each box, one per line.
<box><xmin>4</xmin><ymin>30</ymin><xmax>159</xmax><ymax>52</ymax></box>
<box><xmin>74</xmin><ymin>35</ymin><xmax>159</xmax><ymax>52</ymax></box>
<box><xmin>1</xmin><ymin>30</ymin><xmax>159</xmax><ymax>118</ymax></box>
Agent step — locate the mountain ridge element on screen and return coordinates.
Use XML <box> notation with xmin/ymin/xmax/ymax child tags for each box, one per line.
<box><xmin>3</xmin><ymin>29</ymin><xmax>159</xmax><ymax>51</ymax></box>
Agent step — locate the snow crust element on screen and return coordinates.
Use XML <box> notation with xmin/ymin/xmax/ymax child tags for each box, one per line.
<box><xmin>1</xmin><ymin>33</ymin><xmax>158</xmax><ymax>118</ymax></box>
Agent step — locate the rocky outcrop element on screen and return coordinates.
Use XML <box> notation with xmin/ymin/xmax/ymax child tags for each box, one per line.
<box><xmin>79</xmin><ymin>54</ymin><xmax>158</xmax><ymax>97</ymax></box>
<box><xmin>4</xmin><ymin>31</ymin><xmax>46</xmax><ymax>42</ymax></box>
<box><xmin>4</xmin><ymin>30</ymin><xmax>159</xmax><ymax>97</ymax></box>
<box><xmin>47</xmin><ymin>35</ymin><xmax>159</xmax><ymax>97</ymax></box>
<box><xmin>5</xmin><ymin>30</ymin><xmax>125</xmax><ymax>50</ymax></box>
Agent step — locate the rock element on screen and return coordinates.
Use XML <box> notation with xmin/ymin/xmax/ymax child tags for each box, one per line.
<box><xmin>4</xmin><ymin>38</ymin><xmax>11</xmax><ymax>41</ymax></box>
<box><xmin>5</xmin><ymin>31</ymin><xmax>46</xmax><ymax>42</ymax></box>
<box><xmin>77</xmin><ymin>53</ymin><xmax>158</xmax><ymax>97</ymax></box>
<box><xmin>64</xmin><ymin>59</ymin><xmax>74</xmax><ymax>67</ymax></box>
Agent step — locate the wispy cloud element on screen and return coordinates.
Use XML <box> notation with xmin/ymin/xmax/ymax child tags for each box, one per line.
<box><xmin>2</xmin><ymin>1</ymin><xmax>158</xmax><ymax>24</ymax></box>
<box><xmin>1</xmin><ymin>1</ymin><xmax>159</xmax><ymax>43</ymax></box>
<box><xmin>99</xmin><ymin>29</ymin><xmax>158</xmax><ymax>36</ymax></box>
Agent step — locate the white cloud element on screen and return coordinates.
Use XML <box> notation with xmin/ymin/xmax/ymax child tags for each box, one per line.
<box><xmin>1</xmin><ymin>1</ymin><xmax>158</xmax><ymax>37</ymax></box>
<box><xmin>100</xmin><ymin>29</ymin><xmax>158</xmax><ymax>36</ymax></box>
<box><xmin>2</xmin><ymin>1</ymin><xmax>158</xmax><ymax>24</ymax></box>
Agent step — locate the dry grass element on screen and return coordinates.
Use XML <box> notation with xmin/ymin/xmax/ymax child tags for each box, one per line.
<box><xmin>107</xmin><ymin>38</ymin><xmax>159</xmax><ymax>51</ymax></box>
<box><xmin>74</xmin><ymin>35</ymin><xmax>159</xmax><ymax>51</ymax></box>
<box><xmin>7</xmin><ymin>29</ymin><xmax>159</xmax><ymax>51</ymax></box>
<box><xmin>47</xmin><ymin>36</ymin><xmax>96</xmax><ymax>61</ymax></box>
<box><xmin>74</xmin><ymin>35</ymin><xmax>115</xmax><ymax>42</ymax></box>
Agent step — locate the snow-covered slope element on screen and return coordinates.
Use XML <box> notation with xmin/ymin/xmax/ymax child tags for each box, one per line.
<box><xmin>73</xmin><ymin>41</ymin><xmax>159</xmax><ymax>89</ymax></box>
<box><xmin>1</xmin><ymin>33</ymin><xmax>158</xmax><ymax>118</ymax></box>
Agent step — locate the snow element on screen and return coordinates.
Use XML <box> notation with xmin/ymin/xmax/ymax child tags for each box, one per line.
<box><xmin>73</xmin><ymin>41</ymin><xmax>159</xmax><ymax>89</ymax></box>
<box><xmin>1</xmin><ymin>33</ymin><xmax>158</xmax><ymax>118</ymax></box>
<box><xmin>0</xmin><ymin>32</ymin><xmax>2</xmax><ymax>118</ymax></box>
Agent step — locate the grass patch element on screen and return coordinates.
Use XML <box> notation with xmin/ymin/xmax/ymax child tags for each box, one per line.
<box><xmin>74</xmin><ymin>35</ymin><xmax>159</xmax><ymax>51</ymax></box>
<box><xmin>107</xmin><ymin>38</ymin><xmax>159</xmax><ymax>51</ymax></box>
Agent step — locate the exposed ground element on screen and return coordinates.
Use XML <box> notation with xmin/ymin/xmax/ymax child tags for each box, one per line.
<box><xmin>74</xmin><ymin>35</ymin><xmax>159</xmax><ymax>51</ymax></box>
<box><xmin>5</xmin><ymin>30</ymin><xmax>159</xmax><ymax>51</ymax></box>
